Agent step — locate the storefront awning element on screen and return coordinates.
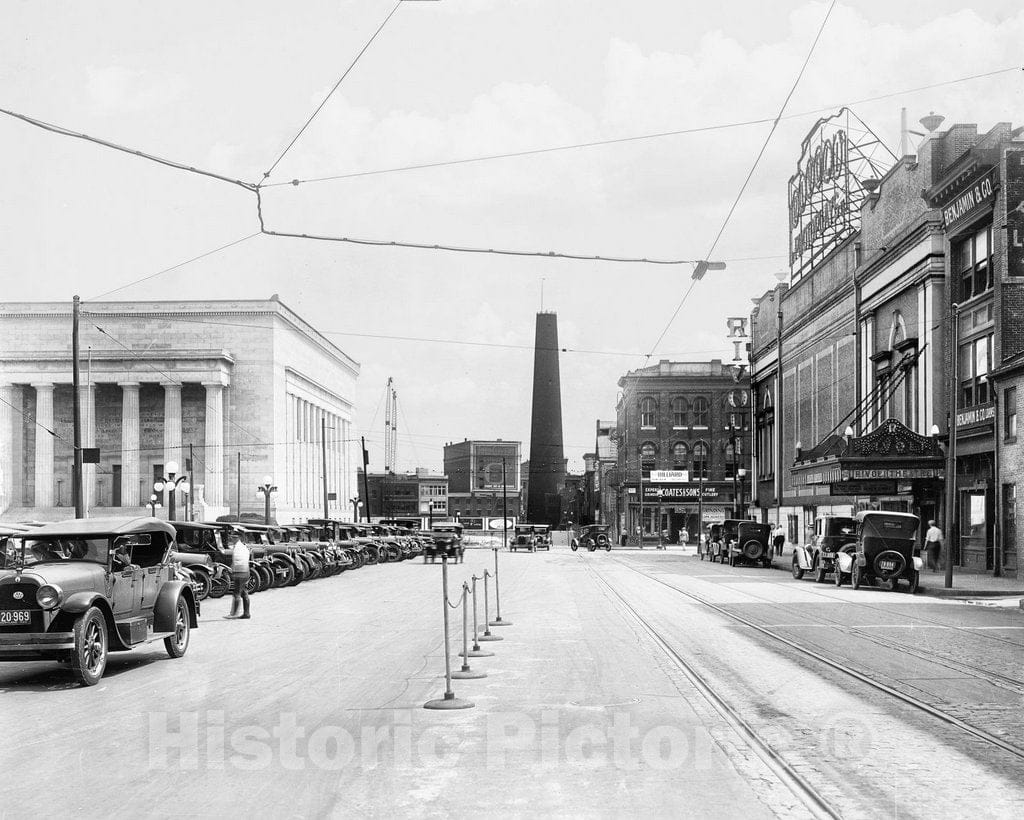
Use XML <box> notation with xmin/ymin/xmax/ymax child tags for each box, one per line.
<box><xmin>791</xmin><ymin>418</ymin><xmax>944</xmax><ymax>496</ymax></box>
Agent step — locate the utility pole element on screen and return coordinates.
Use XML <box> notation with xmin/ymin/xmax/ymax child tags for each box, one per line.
<box><xmin>776</xmin><ymin>298</ymin><xmax>784</xmax><ymax>531</ymax></box>
<box><xmin>730</xmin><ymin>422</ymin><xmax>739</xmax><ymax>518</ymax></box>
<box><xmin>188</xmin><ymin>443</ymin><xmax>195</xmax><ymax>521</ymax></box>
<box><xmin>72</xmin><ymin>295</ymin><xmax>84</xmax><ymax>518</ymax></box>
<box><xmin>321</xmin><ymin>415</ymin><xmax>329</xmax><ymax>520</ymax></box>
<box><xmin>361</xmin><ymin>436</ymin><xmax>370</xmax><ymax>522</ymax></box>
<box><xmin>236</xmin><ymin>451</ymin><xmax>241</xmax><ymax>522</ymax></box>
<box><xmin>944</xmin><ymin>303</ymin><xmax>960</xmax><ymax>590</ymax></box>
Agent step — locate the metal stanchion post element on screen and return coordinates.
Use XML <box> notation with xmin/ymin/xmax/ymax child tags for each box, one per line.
<box><xmin>478</xmin><ymin>570</ymin><xmax>503</xmax><ymax>642</ymax></box>
<box><xmin>489</xmin><ymin>545</ymin><xmax>512</xmax><ymax>626</ymax></box>
<box><xmin>460</xmin><ymin>575</ymin><xmax>494</xmax><ymax>658</ymax></box>
<box><xmin>452</xmin><ymin>581</ymin><xmax>486</xmax><ymax>680</ymax></box>
<box><xmin>424</xmin><ymin>555</ymin><xmax>474</xmax><ymax>710</ymax></box>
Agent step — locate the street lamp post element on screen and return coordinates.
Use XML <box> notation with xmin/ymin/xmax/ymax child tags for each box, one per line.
<box><xmin>730</xmin><ymin>423</ymin><xmax>738</xmax><ymax>518</ymax></box>
<box><xmin>154</xmin><ymin>460</ymin><xmax>190</xmax><ymax>522</ymax></box>
<box><xmin>350</xmin><ymin>497</ymin><xmax>363</xmax><ymax>524</ymax></box>
<box><xmin>148</xmin><ymin>494</ymin><xmax>161</xmax><ymax>517</ymax></box>
<box><xmin>257</xmin><ymin>476</ymin><xmax>277</xmax><ymax>525</ymax></box>
<box><xmin>737</xmin><ymin>468</ymin><xmax>747</xmax><ymax>519</ymax></box>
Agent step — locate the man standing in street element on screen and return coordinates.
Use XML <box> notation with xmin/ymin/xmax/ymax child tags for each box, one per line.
<box><xmin>226</xmin><ymin>533</ymin><xmax>251</xmax><ymax>620</ymax></box>
<box><xmin>924</xmin><ymin>519</ymin><xmax>943</xmax><ymax>572</ymax></box>
<box><xmin>773</xmin><ymin>523</ymin><xmax>786</xmax><ymax>557</ymax></box>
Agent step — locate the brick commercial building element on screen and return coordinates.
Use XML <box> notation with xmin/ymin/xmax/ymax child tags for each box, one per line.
<box><xmin>443</xmin><ymin>439</ymin><xmax>521</xmax><ymax>521</ymax></box>
<box><xmin>615</xmin><ymin>359</ymin><xmax>751</xmax><ymax>545</ymax></box>
<box><xmin>924</xmin><ymin>120</ymin><xmax>1024</xmax><ymax>577</ymax></box>
<box><xmin>751</xmin><ymin>111</ymin><xmax>1024</xmax><ymax>578</ymax></box>
<box><xmin>0</xmin><ymin>298</ymin><xmax>359</xmax><ymax>524</ymax></box>
<box><xmin>358</xmin><ymin>469</ymin><xmax>448</xmax><ymax>521</ymax></box>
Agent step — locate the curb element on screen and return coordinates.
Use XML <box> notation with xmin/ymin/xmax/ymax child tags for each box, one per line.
<box><xmin>919</xmin><ymin>587</ymin><xmax>1024</xmax><ymax>599</ymax></box>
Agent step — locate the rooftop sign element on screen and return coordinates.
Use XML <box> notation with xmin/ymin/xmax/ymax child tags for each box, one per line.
<box><xmin>788</xmin><ymin>108</ymin><xmax>894</xmax><ymax>281</ymax></box>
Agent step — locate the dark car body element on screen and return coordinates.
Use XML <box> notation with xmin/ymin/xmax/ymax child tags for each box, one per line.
<box><xmin>835</xmin><ymin>511</ymin><xmax>922</xmax><ymax>593</ymax></box>
<box><xmin>0</xmin><ymin>516</ymin><xmax>197</xmax><ymax>685</ymax></box>
<box><xmin>792</xmin><ymin>515</ymin><xmax>856</xmax><ymax>583</ymax></box>
<box><xmin>723</xmin><ymin>519</ymin><xmax>773</xmax><ymax>568</ymax></box>
<box><xmin>573</xmin><ymin>525</ymin><xmax>611</xmax><ymax>552</ymax></box>
<box><xmin>511</xmin><ymin>525</ymin><xmax>537</xmax><ymax>552</ymax></box>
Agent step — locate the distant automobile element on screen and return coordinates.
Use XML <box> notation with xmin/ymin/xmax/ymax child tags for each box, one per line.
<box><xmin>571</xmin><ymin>525</ymin><xmax>611</xmax><ymax>552</ymax></box>
<box><xmin>0</xmin><ymin>517</ymin><xmax>198</xmax><ymax>686</ymax></box>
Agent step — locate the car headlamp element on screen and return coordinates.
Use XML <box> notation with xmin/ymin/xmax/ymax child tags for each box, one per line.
<box><xmin>36</xmin><ymin>584</ymin><xmax>63</xmax><ymax>610</ymax></box>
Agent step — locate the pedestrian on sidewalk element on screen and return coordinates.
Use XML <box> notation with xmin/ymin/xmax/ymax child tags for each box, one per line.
<box><xmin>924</xmin><ymin>520</ymin><xmax>943</xmax><ymax>571</ymax></box>
<box><xmin>226</xmin><ymin>534</ymin><xmax>251</xmax><ymax>620</ymax></box>
<box><xmin>772</xmin><ymin>524</ymin><xmax>786</xmax><ymax>557</ymax></box>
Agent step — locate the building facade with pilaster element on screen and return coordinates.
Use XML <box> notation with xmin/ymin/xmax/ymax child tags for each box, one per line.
<box><xmin>0</xmin><ymin>297</ymin><xmax>359</xmax><ymax>524</ymax></box>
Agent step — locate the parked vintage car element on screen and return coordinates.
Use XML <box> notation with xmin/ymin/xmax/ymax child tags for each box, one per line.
<box><xmin>510</xmin><ymin>524</ymin><xmax>537</xmax><ymax>552</ymax></box>
<box><xmin>791</xmin><ymin>515</ymin><xmax>856</xmax><ymax>583</ymax></box>
<box><xmin>571</xmin><ymin>524</ymin><xmax>612</xmax><ymax>552</ymax></box>
<box><xmin>533</xmin><ymin>524</ymin><xmax>552</xmax><ymax>551</ymax></box>
<box><xmin>0</xmin><ymin>516</ymin><xmax>198</xmax><ymax>686</ymax></box>
<box><xmin>423</xmin><ymin>522</ymin><xmax>465</xmax><ymax>563</ymax></box>
<box><xmin>834</xmin><ymin>511</ymin><xmax>922</xmax><ymax>593</ymax></box>
<box><xmin>697</xmin><ymin>524</ymin><xmax>729</xmax><ymax>562</ymax></box>
<box><xmin>722</xmin><ymin>519</ymin><xmax>773</xmax><ymax>568</ymax></box>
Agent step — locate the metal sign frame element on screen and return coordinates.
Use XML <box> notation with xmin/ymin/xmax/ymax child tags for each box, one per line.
<box><xmin>788</xmin><ymin>108</ymin><xmax>896</xmax><ymax>281</ymax></box>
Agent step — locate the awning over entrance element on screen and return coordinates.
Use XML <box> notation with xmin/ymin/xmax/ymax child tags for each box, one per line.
<box><xmin>791</xmin><ymin>418</ymin><xmax>944</xmax><ymax>496</ymax></box>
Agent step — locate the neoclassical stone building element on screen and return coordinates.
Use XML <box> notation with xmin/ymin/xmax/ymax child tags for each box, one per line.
<box><xmin>0</xmin><ymin>298</ymin><xmax>359</xmax><ymax>523</ymax></box>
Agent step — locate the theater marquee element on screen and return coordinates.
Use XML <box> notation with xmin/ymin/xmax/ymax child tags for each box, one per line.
<box><xmin>788</xmin><ymin>108</ymin><xmax>894</xmax><ymax>281</ymax></box>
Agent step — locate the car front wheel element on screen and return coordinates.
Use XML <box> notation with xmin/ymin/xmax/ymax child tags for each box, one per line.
<box><xmin>164</xmin><ymin>597</ymin><xmax>191</xmax><ymax>658</ymax></box>
<box><xmin>71</xmin><ymin>607</ymin><xmax>108</xmax><ymax>686</ymax></box>
<box><xmin>792</xmin><ymin>556</ymin><xmax>804</xmax><ymax>580</ymax></box>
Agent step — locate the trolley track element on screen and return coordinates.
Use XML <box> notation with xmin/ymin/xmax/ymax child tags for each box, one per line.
<box><xmin>688</xmin><ymin>567</ymin><xmax>1024</xmax><ymax>695</ymax></box>
<box><xmin>578</xmin><ymin>555</ymin><xmax>842</xmax><ymax>820</ymax></box>
<box><xmin>606</xmin><ymin>555</ymin><xmax>1024</xmax><ymax>764</ymax></box>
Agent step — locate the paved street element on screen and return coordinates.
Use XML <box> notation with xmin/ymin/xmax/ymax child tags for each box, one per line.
<box><xmin>2</xmin><ymin>544</ymin><xmax>1023</xmax><ymax>818</ymax></box>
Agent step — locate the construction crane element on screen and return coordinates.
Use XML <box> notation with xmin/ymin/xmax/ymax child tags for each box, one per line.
<box><xmin>383</xmin><ymin>378</ymin><xmax>398</xmax><ymax>515</ymax></box>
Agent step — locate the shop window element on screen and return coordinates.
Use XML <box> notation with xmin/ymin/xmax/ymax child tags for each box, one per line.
<box><xmin>640</xmin><ymin>397</ymin><xmax>657</xmax><ymax>428</ymax></box>
<box><xmin>959</xmin><ymin>334</ymin><xmax>993</xmax><ymax>407</ymax></box>
<box><xmin>692</xmin><ymin>440</ymin><xmax>709</xmax><ymax>479</ymax></box>
<box><xmin>692</xmin><ymin>397</ymin><xmax>709</xmax><ymax>427</ymax></box>
<box><xmin>671</xmin><ymin>397</ymin><xmax>689</xmax><ymax>427</ymax></box>
<box><xmin>1006</xmin><ymin>387</ymin><xmax>1018</xmax><ymax>440</ymax></box>
<box><xmin>957</xmin><ymin>226</ymin><xmax>993</xmax><ymax>301</ymax></box>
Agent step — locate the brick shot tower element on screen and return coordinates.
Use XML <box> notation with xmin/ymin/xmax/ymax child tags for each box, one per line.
<box><xmin>526</xmin><ymin>312</ymin><xmax>566</xmax><ymax>525</ymax></box>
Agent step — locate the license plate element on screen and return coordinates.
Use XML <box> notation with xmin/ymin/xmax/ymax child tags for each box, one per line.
<box><xmin>879</xmin><ymin>560</ymin><xmax>896</xmax><ymax>571</ymax></box>
<box><xmin>0</xmin><ymin>610</ymin><xmax>32</xmax><ymax>625</ymax></box>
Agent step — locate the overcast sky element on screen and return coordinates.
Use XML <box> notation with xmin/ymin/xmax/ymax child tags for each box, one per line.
<box><xmin>2</xmin><ymin>1</ymin><xmax>1023</xmax><ymax>473</ymax></box>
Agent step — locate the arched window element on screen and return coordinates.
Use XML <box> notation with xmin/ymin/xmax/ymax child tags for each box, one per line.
<box><xmin>671</xmin><ymin>441</ymin><xmax>689</xmax><ymax>467</ymax></box>
<box><xmin>692</xmin><ymin>440</ymin><xmax>709</xmax><ymax>479</ymax></box>
<box><xmin>640</xmin><ymin>397</ymin><xmax>657</xmax><ymax>427</ymax></box>
<box><xmin>640</xmin><ymin>441</ymin><xmax>657</xmax><ymax>459</ymax></box>
<box><xmin>692</xmin><ymin>397</ymin><xmax>709</xmax><ymax>427</ymax></box>
<box><xmin>671</xmin><ymin>397</ymin><xmax>689</xmax><ymax>427</ymax></box>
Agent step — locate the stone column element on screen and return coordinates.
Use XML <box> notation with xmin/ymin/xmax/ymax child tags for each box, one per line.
<box><xmin>32</xmin><ymin>383</ymin><xmax>55</xmax><ymax>507</ymax></box>
<box><xmin>120</xmin><ymin>382</ymin><xmax>141</xmax><ymax>507</ymax></box>
<box><xmin>163</xmin><ymin>382</ymin><xmax>182</xmax><ymax>472</ymax></box>
<box><xmin>297</xmin><ymin>399</ymin><xmax>306</xmax><ymax>508</ymax></box>
<box><xmin>204</xmin><ymin>383</ymin><xmax>224</xmax><ymax>506</ymax></box>
<box><xmin>0</xmin><ymin>384</ymin><xmax>13</xmax><ymax>514</ymax></box>
<box><xmin>80</xmin><ymin>383</ymin><xmax>96</xmax><ymax>512</ymax></box>
<box><xmin>285</xmin><ymin>394</ymin><xmax>294</xmax><ymax>507</ymax></box>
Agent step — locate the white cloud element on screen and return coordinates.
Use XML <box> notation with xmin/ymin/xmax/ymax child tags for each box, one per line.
<box><xmin>85</xmin><ymin>65</ymin><xmax>187</xmax><ymax>112</ymax></box>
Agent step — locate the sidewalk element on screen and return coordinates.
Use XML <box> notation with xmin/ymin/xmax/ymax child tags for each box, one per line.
<box><xmin>771</xmin><ymin>544</ymin><xmax>1024</xmax><ymax>599</ymax></box>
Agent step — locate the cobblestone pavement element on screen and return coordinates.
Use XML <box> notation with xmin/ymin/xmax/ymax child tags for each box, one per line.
<box><xmin>1</xmin><ymin>546</ymin><xmax>1022</xmax><ymax>818</ymax></box>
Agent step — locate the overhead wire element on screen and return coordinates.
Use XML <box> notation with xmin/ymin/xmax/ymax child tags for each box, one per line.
<box><xmin>85</xmin><ymin>232</ymin><xmax>263</xmax><ymax>301</ymax></box>
<box><xmin>262</xmin><ymin>65</ymin><xmax>1023</xmax><ymax>188</ymax></box>
<box><xmin>645</xmin><ymin>0</ymin><xmax>839</xmax><ymax>362</ymax></box>
<box><xmin>261</xmin><ymin>1</ymin><xmax>404</xmax><ymax>181</ymax></box>
<box><xmin>0</xmin><ymin>105</ymin><xmax>257</xmax><ymax>191</ymax></box>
